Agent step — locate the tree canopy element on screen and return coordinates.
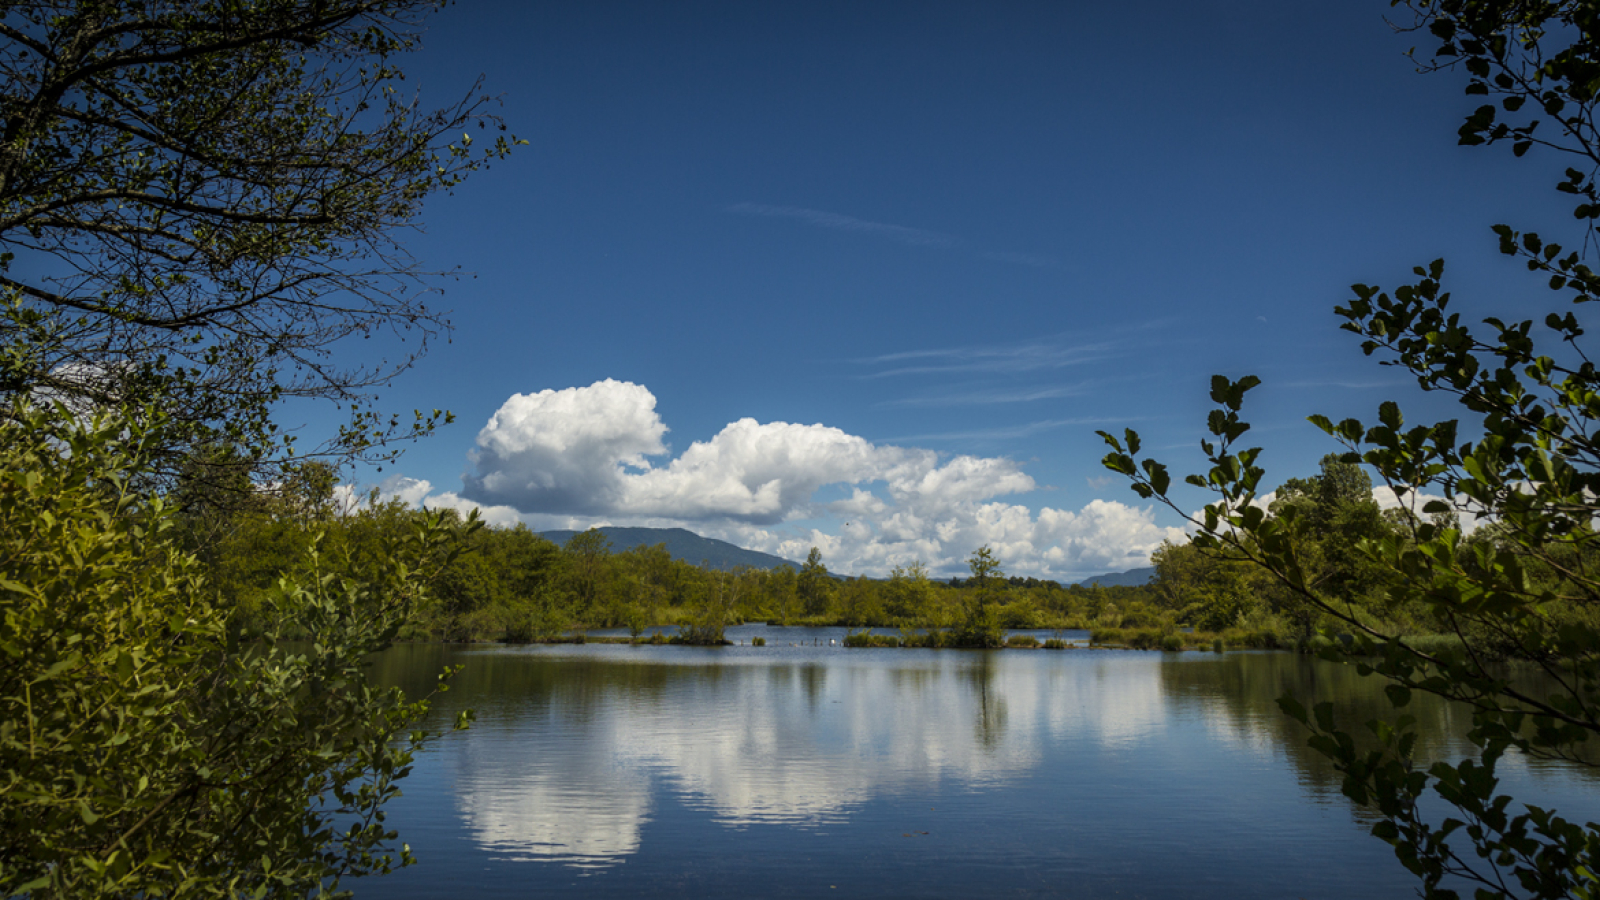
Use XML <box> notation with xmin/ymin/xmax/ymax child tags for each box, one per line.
<box><xmin>1101</xmin><ymin>1</ymin><xmax>1600</xmax><ymax>895</ymax></box>
<box><xmin>0</xmin><ymin>1</ymin><xmax>515</xmax><ymax>895</ymax></box>
<box><xmin>0</xmin><ymin>0</ymin><xmax>519</xmax><ymax>476</ymax></box>
<box><xmin>0</xmin><ymin>401</ymin><xmax>471</xmax><ymax>897</ymax></box>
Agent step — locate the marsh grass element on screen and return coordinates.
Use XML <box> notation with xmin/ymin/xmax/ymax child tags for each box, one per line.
<box><xmin>843</xmin><ymin>630</ymin><xmax>900</xmax><ymax>647</ymax></box>
<box><xmin>1090</xmin><ymin>627</ymin><xmax>1283</xmax><ymax>651</ymax></box>
<box><xmin>1090</xmin><ymin>628</ymin><xmax>1183</xmax><ymax>650</ymax></box>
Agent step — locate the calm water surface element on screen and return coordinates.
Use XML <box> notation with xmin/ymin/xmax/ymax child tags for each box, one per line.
<box><xmin>359</xmin><ymin>625</ymin><xmax>1599</xmax><ymax>899</ymax></box>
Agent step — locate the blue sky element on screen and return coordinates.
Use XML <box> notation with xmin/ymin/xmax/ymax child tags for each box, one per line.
<box><xmin>325</xmin><ymin>0</ymin><xmax>1576</xmax><ymax>579</ymax></box>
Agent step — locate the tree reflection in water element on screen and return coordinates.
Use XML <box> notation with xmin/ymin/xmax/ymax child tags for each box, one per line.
<box><xmin>364</xmin><ymin>638</ymin><xmax>1599</xmax><ymax>897</ymax></box>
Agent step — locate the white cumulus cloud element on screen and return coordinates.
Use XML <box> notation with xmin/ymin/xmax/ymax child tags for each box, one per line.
<box><xmin>440</xmin><ymin>380</ymin><xmax>1185</xmax><ymax>579</ymax></box>
<box><xmin>462</xmin><ymin>379</ymin><xmax>668</xmax><ymax>516</ymax></box>
<box><xmin>459</xmin><ymin>380</ymin><xmax>1036</xmax><ymax>528</ymax></box>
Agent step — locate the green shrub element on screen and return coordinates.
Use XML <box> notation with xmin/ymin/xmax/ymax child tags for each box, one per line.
<box><xmin>1127</xmin><ymin>629</ymin><xmax>1163</xmax><ymax>650</ymax></box>
<box><xmin>1091</xmin><ymin>627</ymin><xmax>1185</xmax><ymax>650</ymax></box>
<box><xmin>1300</xmin><ymin>634</ymin><xmax>1335</xmax><ymax>654</ymax></box>
<box><xmin>492</xmin><ymin>596</ymin><xmax>571</xmax><ymax>644</ymax></box>
<box><xmin>670</xmin><ymin>622</ymin><xmax>727</xmax><ymax>645</ymax></box>
<box><xmin>1117</xmin><ymin>601</ymin><xmax>1164</xmax><ymax>629</ymax></box>
<box><xmin>751</xmin><ymin>636</ymin><xmax>766</xmax><ymax>647</ymax></box>
<box><xmin>949</xmin><ymin>611</ymin><xmax>1006</xmax><ymax>648</ymax></box>
<box><xmin>624</xmin><ymin>606</ymin><xmax>650</xmax><ymax>639</ymax></box>
<box><xmin>1043</xmin><ymin>638</ymin><xmax>1068</xmax><ymax>649</ymax></box>
<box><xmin>895</xmin><ymin>629</ymin><xmax>954</xmax><ymax>648</ymax></box>
<box><xmin>844</xmin><ymin>630</ymin><xmax>899</xmax><ymax>647</ymax></box>
<box><xmin>1092</xmin><ymin>627</ymin><xmax>1148</xmax><ymax>647</ymax></box>
<box><xmin>1216</xmin><ymin>627</ymin><xmax>1286</xmax><ymax>650</ymax></box>
<box><xmin>1005</xmin><ymin>634</ymin><xmax>1040</xmax><ymax>648</ymax></box>
<box><xmin>998</xmin><ymin>601</ymin><xmax>1043</xmax><ymax>629</ymax></box>
<box><xmin>0</xmin><ymin>402</ymin><xmax>466</xmax><ymax>897</ymax></box>
<box><xmin>503</xmin><ymin>612</ymin><xmax>536</xmax><ymax>644</ymax></box>
<box><xmin>1397</xmin><ymin>633</ymin><xmax>1471</xmax><ymax>663</ymax></box>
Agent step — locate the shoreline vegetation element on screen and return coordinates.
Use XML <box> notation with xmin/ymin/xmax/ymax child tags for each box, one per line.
<box><xmin>406</xmin><ymin>625</ymin><xmax>1463</xmax><ymax>655</ymax></box>
<box><xmin>398</xmin><ymin>624</ymin><xmax>1299</xmax><ymax>651</ymax></box>
<box><xmin>200</xmin><ymin>481</ymin><xmax>1482</xmax><ymax>656</ymax></box>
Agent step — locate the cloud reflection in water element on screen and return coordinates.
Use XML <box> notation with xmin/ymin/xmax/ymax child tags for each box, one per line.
<box><xmin>447</xmin><ymin>649</ymin><xmax>1171</xmax><ymax>868</ymax></box>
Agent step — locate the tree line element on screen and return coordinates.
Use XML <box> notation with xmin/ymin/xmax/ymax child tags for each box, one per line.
<box><xmin>184</xmin><ymin>469</ymin><xmax>1182</xmax><ymax>647</ymax></box>
<box><xmin>191</xmin><ymin>449</ymin><xmax>1536</xmax><ymax>658</ymax></box>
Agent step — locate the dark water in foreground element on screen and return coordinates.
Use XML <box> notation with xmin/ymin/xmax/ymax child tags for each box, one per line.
<box><xmin>359</xmin><ymin>625</ymin><xmax>1599</xmax><ymax>899</ymax></box>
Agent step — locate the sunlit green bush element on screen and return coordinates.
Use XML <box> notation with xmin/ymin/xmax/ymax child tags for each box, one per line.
<box><xmin>0</xmin><ymin>402</ymin><xmax>468</xmax><ymax>898</ymax></box>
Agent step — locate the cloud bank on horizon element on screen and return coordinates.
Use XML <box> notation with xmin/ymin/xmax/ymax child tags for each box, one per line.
<box><xmin>366</xmin><ymin>379</ymin><xmax>1185</xmax><ymax>580</ymax></box>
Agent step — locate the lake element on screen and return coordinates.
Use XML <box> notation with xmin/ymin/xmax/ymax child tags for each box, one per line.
<box><xmin>360</xmin><ymin>625</ymin><xmax>1599</xmax><ymax>899</ymax></box>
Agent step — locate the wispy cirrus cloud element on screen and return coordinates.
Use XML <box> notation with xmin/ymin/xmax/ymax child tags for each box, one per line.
<box><xmin>858</xmin><ymin>319</ymin><xmax>1181</xmax><ymax>385</ymax></box>
<box><xmin>980</xmin><ymin>250</ymin><xmax>1058</xmax><ymax>268</ymax></box>
<box><xmin>879</xmin><ymin>382</ymin><xmax>1095</xmax><ymax>408</ymax></box>
<box><xmin>727</xmin><ymin>203</ymin><xmax>959</xmax><ymax>248</ymax></box>
<box><xmin>726</xmin><ymin>202</ymin><xmax>1057</xmax><ymax>267</ymax></box>
<box><xmin>885</xmin><ymin>416</ymin><xmax>1133</xmax><ymax>444</ymax></box>
<box><xmin>859</xmin><ymin>338</ymin><xmax>1117</xmax><ymax>378</ymax></box>
<box><xmin>1280</xmin><ymin>379</ymin><xmax>1399</xmax><ymax>390</ymax></box>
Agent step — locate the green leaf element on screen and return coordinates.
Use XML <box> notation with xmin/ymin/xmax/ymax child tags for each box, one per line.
<box><xmin>1141</xmin><ymin>460</ymin><xmax>1171</xmax><ymax>495</ymax></box>
<box><xmin>1379</xmin><ymin>401</ymin><xmax>1402</xmax><ymax>430</ymax></box>
<box><xmin>1209</xmin><ymin>374</ymin><xmax>1231</xmax><ymax>404</ymax></box>
<box><xmin>1313</xmin><ymin>701</ymin><xmax>1336</xmax><ymax>733</ymax></box>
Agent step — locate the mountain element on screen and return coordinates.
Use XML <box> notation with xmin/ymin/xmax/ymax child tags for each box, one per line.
<box><xmin>537</xmin><ymin>526</ymin><xmax>799</xmax><ymax>572</ymax></box>
<box><xmin>1072</xmin><ymin>566</ymin><xmax>1156</xmax><ymax>588</ymax></box>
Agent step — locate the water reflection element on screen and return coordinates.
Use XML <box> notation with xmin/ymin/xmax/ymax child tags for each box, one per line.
<box><xmin>1157</xmin><ymin>652</ymin><xmax>1598</xmax><ymax>806</ymax></box>
<box><xmin>459</xmin><ymin>750</ymin><xmax>649</xmax><ymax>866</ymax></box>
<box><xmin>438</xmin><ymin>649</ymin><xmax>1060</xmax><ymax>864</ymax></box>
<box><xmin>401</xmin><ymin>647</ymin><xmax>1101</xmax><ymax>867</ymax></box>
<box><xmin>369</xmin><ymin>638</ymin><xmax>1600</xmax><ymax>884</ymax></box>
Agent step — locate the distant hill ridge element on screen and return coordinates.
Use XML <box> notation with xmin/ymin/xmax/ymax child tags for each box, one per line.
<box><xmin>537</xmin><ymin>526</ymin><xmax>799</xmax><ymax>572</ymax></box>
<box><xmin>538</xmin><ymin>526</ymin><xmax>1157</xmax><ymax>586</ymax></box>
<box><xmin>1071</xmin><ymin>566</ymin><xmax>1155</xmax><ymax>588</ymax></box>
